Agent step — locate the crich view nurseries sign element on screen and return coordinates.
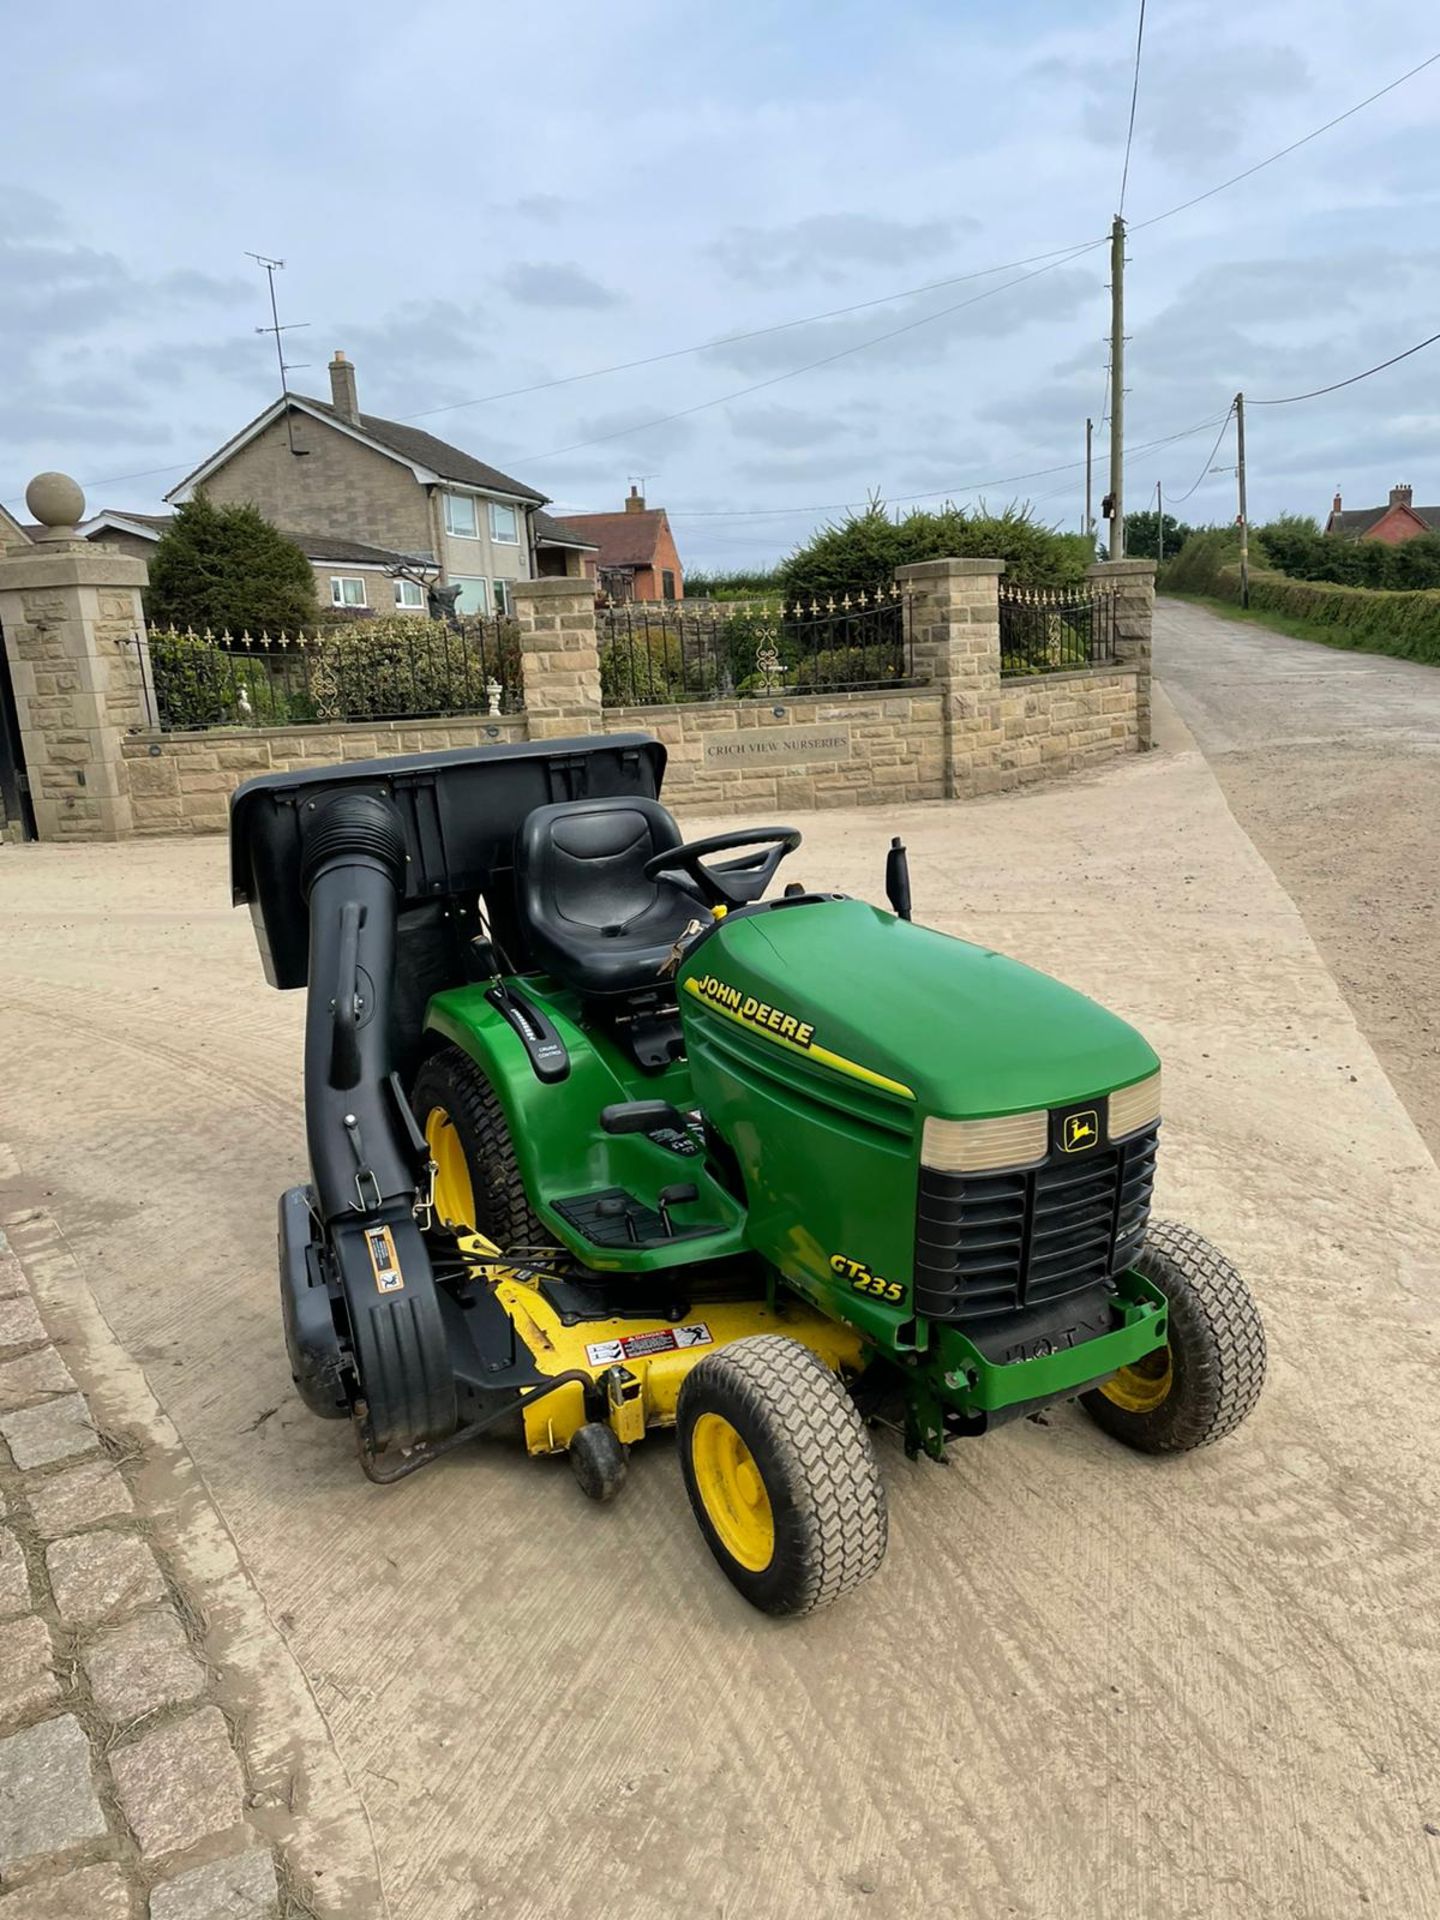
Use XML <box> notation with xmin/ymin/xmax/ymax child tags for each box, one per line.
<box><xmin>701</xmin><ymin>727</ymin><xmax>852</xmax><ymax>767</ymax></box>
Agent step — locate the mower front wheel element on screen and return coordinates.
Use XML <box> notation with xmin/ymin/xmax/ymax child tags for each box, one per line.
<box><xmin>1081</xmin><ymin>1219</ymin><xmax>1266</xmax><ymax>1453</ymax></box>
<box><xmin>677</xmin><ymin>1336</ymin><xmax>887</xmax><ymax>1617</ymax></box>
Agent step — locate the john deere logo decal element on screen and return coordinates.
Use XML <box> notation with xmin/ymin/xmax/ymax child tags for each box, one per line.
<box><xmin>1062</xmin><ymin>1111</ymin><xmax>1099</xmax><ymax>1154</ymax></box>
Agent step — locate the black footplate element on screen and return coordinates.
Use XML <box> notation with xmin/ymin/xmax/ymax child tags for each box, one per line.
<box><xmin>554</xmin><ymin>1187</ymin><xmax>717</xmax><ymax>1249</ymax></box>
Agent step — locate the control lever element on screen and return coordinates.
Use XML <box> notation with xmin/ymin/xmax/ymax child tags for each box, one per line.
<box><xmin>657</xmin><ymin>1182</ymin><xmax>699</xmax><ymax>1237</ymax></box>
<box><xmin>885</xmin><ymin>837</ymin><xmax>913</xmax><ymax>922</ymax></box>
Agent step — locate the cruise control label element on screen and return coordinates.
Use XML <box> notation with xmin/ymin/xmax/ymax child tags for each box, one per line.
<box><xmin>585</xmin><ymin>1323</ymin><xmax>713</xmax><ymax>1366</ymax></box>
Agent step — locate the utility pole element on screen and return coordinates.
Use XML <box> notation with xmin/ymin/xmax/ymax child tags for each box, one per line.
<box><xmin>1156</xmin><ymin>479</ymin><xmax>1164</xmax><ymax>566</ymax></box>
<box><xmin>1235</xmin><ymin>390</ymin><xmax>1249</xmax><ymax>608</ymax></box>
<box><xmin>1084</xmin><ymin>417</ymin><xmax>1094</xmax><ymax>539</ymax></box>
<box><xmin>1108</xmin><ymin>214</ymin><xmax>1126</xmax><ymax>559</ymax></box>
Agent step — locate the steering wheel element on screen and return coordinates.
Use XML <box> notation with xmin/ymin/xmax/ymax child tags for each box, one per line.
<box><xmin>644</xmin><ymin>828</ymin><xmax>803</xmax><ymax>912</ymax></box>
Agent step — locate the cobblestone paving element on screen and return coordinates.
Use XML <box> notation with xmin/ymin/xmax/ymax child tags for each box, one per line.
<box><xmin>0</xmin><ymin>1222</ymin><xmax>282</xmax><ymax>1918</ymax></box>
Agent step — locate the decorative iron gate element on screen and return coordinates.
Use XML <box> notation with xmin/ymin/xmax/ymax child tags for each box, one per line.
<box><xmin>0</xmin><ymin>622</ymin><xmax>37</xmax><ymax>841</ymax></box>
<box><xmin>998</xmin><ymin>586</ymin><xmax>1116</xmax><ymax>678</ymax></box>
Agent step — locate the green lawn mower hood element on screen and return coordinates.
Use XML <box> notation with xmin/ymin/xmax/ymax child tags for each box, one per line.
<box><xmin>678</xmin><ymin>897</ymin><xmax>1159</xmax><ymax>1123</ymax></box>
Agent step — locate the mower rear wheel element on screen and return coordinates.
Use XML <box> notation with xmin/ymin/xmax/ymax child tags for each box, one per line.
<box><xmin>1081</xmin><ymin>1219</ymin><xmax>1266</xmax><ymax>1453</ymax></box>
<box><xmin>677</xmin><ymin>1336</ymin><xmax>887</xmax><ymax>1616</ymax></box>
<box><xmin>411</xmin><ymin>1048</ymin><xmax>547</xmax><ymax>1250</ymax></box>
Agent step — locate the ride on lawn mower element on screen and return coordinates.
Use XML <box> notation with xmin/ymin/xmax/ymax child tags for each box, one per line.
<box><xmin>230</xmin><ymin>733</ymin><xmax>1266</xmax><ymax>1615</ymax></box>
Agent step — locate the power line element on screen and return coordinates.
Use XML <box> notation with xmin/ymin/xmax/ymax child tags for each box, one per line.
<box><xmin>513</xmin><ymin>240</ymin><xmax>1109</xmax><ymax>465</ymax></box>
<box><xmin>665</xmin><ymin>413</ymin><xmax>1233</xmax><ymax>519</ymax></box>
<box><xmin>1118</xmin><ymin>0</ymin><xmax>1149</xmax><ymax>216</ymax></box>
<box><xmin>1249</xmin><ymin>327</ymin><xmax>1440</xmax><ymax>404</ymax></box>
<box><xmin>1130</xmin><ymin>49</ymin><xmax>1440</xmax><ymax>233</ymax></box>
<box><xmin>404</xmin><ymin>239</ymin><xmax>1106</xmax><ymax>423</ymax></box>
<box><xmin>1169</xmin><ymin>405</ymin><xmax>1235</xmax><ymax>503</ymax></box>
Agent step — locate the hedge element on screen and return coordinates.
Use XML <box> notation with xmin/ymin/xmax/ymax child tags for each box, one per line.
<box><xmin>1159</xmin><ymin>530</ymin><xmax>1440</xmax><ymax>666</ymax></box>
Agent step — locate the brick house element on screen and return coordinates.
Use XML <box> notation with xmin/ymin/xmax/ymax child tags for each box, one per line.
<box><xmin>160</xmin><ymin>352</ymin><xmax>596</xmax><ymax>617</ymax></box>
<box><xmin>550</xmin><ymin>486</ymin><xmax>684</xmax><ymax>601</ymax></box>
<box><xmin>1325</xmin><ymin>484</ymin><xmax>1440</xmax><ymax>544</ymax></box>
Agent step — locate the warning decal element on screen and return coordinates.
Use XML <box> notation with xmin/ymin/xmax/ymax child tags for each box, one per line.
<box><xmin>365</xmin><ymin>1225</ymin><xmax>405</xmax><ymax>1294</ymax></box>
<box><xmin>585</xmin><ymin>1323</ymin><xmax>713</xmax><ymax>1367</ymax></box>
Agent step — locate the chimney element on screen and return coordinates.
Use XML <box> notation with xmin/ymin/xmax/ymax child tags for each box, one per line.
<box><xmin>329</xmin><ymin>350</ymin><xmax>360</xmax><ymax>425</ymax></box>
<box><xmin>1332</xmin><ymin>490</ymin><xmax>1342</xmax><ymax>515</ymax></box>
<box><xmin>625</xmin><ymin>484</ymin><xmax>645</xmax><ymax>513</ymax></box>
<box><xmin>1390</xmin><ymin>483</ymin><xmax>1413</xmax><ymax>509</ymax></box>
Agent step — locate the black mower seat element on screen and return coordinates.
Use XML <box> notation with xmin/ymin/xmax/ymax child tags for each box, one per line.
<box><xmin>515</xmin><ymin>797</ymin><xmax>696</xmax><ymax>999</ymax></box>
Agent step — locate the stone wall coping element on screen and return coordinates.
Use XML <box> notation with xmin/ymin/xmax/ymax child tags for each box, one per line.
<box><xmin>895</xmin><ymin>557</ymin><xmax>1008</xmax><ymax>580</ymax></box>
<box><xmin>1086</xmin><ymin>559</ymin><xmax>1158</xmax><ymax>579</ymax></box>
<box><xmin>512</xmin><ymin>577</ymin><xmax>594</xmax><ymax>601</ymax></box>
<box><xmin>0</xmin><ymin>547</ymin><xmax>150</xmax><ymax>592</ymax></box>
<box><xmin>1000</xmin><ymin>664</ymin><xmax>1138</xmax><ymax>690</ymax></box>
<box><xmin>123</xmin><ymin>714</ymin><xmax>524</xmax><ymax>748</ymax></box>
<box><xmin>602</xmin><ymin>687</ymin><xmax>942</xmax><ymax>723</ymax></box>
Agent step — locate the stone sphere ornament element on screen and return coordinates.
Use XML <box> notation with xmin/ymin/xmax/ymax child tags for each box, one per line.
<box><xmin>25</xmin><ymin>471</ymin><xmax>86</xmax><ymax>533</ymax></box>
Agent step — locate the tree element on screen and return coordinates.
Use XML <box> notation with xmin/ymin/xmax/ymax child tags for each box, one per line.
<box><xmin>1123</xmin><ymin>508</ymin><xmax>1194</xmax><ymax>562</ymax></box>
<box><xmin>778</xmin><ymin>500</ymin><xmax>1092</xmax><ymax>600</ymax></box>
<box><xmin>147</xmin><ymin>495</ymin><xmax>319</xmax><ymax>632</ymax></box>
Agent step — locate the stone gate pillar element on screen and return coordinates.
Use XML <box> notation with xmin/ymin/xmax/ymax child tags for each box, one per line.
<box><xmin>0</xmin><ymin>473</ymin><xmax>153</xmax><ymax>840</ymax></box>
<box><xmin>895</xmin><ymin>557</ymin><xmax>1006</xmax><ymax>797</ymax></box>
<box><xmin>511</xmin><ymin>576</ymin><xmax>602</xmax><ymax>739</ymax></box>
<box><xmin>1086</xmin><ymin>557</ymin><xmax>1155</xmax><ymax>749</ymax></box>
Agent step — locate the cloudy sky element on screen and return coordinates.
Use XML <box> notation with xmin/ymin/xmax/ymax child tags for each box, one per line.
<box><xmin>2</xmin><ymin>0</ymin><xmax>1436</xmax><ymax>570</ymax></box>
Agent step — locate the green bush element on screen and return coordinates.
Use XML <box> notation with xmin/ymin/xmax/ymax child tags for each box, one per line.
<box><xmin>779</xmin><ymin>502</ymin><xmax>1092</xmax><ymax>600</ymax></box>
<box><xmin>685</xmin><ymin>566</ymin><xmax>785</xmax><ymax>599</ymax></box>
<box><xmin>1157</xmin><ymin>526</ymin><xmax>1243</xmax><ymax>595</ymax></box>
<box><xmin>147</xmin><ymin>495</ymin><xmax>318</xmax><ymax>633</ymax></box>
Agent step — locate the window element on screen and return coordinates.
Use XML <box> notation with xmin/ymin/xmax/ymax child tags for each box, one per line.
<box><xmin>450</xmin><ymin>576</ymin><xmax>490</xmax><ymax>616</ymax></box>
<box><xmin>393</xmin><ymin>579</ymin><xmax>425</xmax><ymax>610</ymax></box>
<box><xmin>489</xmin><ymin>501</ymin><xmax>520</xmax><ymax>544</ymax></box>
<box><xmin>330</xmin><ymin>576</ymin><xmax>367</xmax><ymax>608</ymax></box>
<box><xmin>491</xmin><ymin>579</ymin><xmax>510</xmax><ymax>615</ymax></box>
<box><xmin>662</xmin><ymin>570</ymin><xmax>676</xmax><ymax>601</ymax></box>
<box><xmin>444</xmin><ymin>492</ymin><xmax>479</xmax><ymax>538</ymax></box>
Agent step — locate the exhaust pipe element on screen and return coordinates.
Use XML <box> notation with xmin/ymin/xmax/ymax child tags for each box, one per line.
<box><xmin>295</xmin><ymin>793</ymin><xmax>454</xmax><ymax>1453</ymax></box>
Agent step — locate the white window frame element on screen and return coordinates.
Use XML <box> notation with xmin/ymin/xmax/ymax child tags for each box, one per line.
<box><xmin>450</xmin><ymin>576</ymin><xmax>490</xmax><ymax>616</ymax></box>
<box><xmin>393</xmin><ymin>578</ymin><xmax>426</xmax><ymax>611</ymax></box>
<box><xmin>491</xmin><ymin>579</ymin><xmax>511</xmax><ymax>615</ymax></box>
<box><xmin>330</xmin><ymin>575</ymin><xmax>367</xmax><ymax>608</ymax></box>
<box><xmin>489</xmin><ymin>501</ymin><xmax>520</xmax><ymax>544</ymax></box>
<box><xmin>444</xmin><ymin>492</ymin><xmax>480</xmax><ymax>538</ymax></box>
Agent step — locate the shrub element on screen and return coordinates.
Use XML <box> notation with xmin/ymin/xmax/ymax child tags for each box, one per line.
<box><xmin>778</xmin><ymin>501</ymin><xmax>1092</xmax><ymax>600</ymax></box>
<box><xmin>1157</xmin><ymin>526</ymin><xmax>1243</xmax><ymax>595</ymax></box>
<box><xmin>147</xmin><ymin>495</ymin><xmax>318</xmax><ymax>632</ymax></box>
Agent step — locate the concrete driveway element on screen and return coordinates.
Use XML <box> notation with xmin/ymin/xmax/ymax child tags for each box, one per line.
<box><xmin>1</xmin><ymin>694</ymin><xmax>1438</xmax><ymax>1919</ymax></box>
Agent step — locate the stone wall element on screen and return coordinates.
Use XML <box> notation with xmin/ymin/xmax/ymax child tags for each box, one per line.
<box><xmin>995</xmin><ymin>666</ymin><xmax>1138</xmax><ymax>784</ymax></box>
<box><xmin>121</xmin><ymin>713</ymin><xmax>528</xmax><ymax>836</ymax></box>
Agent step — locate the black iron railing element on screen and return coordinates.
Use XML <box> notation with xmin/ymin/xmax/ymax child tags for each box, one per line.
<box><xmin>144</xmin><ymin>620</ymin><xmax>523</xmax><ymax>731</ymax></box>
<box><xmin>599</xmin><ymin>588</ymin><xmax>915</xmax><ymax>707</ymax></box>
<box><xmin>998</xmin><ymin>587</ymin><xmax>1116</xmax><ymax>677</ymax></box>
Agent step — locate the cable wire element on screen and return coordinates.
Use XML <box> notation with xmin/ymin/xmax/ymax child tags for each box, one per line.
<box><xmin>513</xmin><ymin>240</ymin><xmax>1108</xmax><ymax>465</ymax></box>
<box><xmin>1249</xmin><ymin>327</ymin><xmax>1440</xmax><ymax>404</ymax></box>
<box><xmin>1169</xmin><ymin>405</ymin><xmax>1236</xmax><ymax>503</ymax></box>
<box><xmin>1131</xmin><ymin>50</ymin><xmax>1440</xmax><ymax>232</ymax></box>
<box><xmin>1118</xmin><ymin>0</ymin><xmax>1148</xmax><ymax>216</ymax></box>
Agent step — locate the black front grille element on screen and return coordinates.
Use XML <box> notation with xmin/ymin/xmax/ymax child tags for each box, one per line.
<box><xmin>914</xmin><ymin>1125</ymin><xmax>1158</xmax><ymax>1323</ymax></box>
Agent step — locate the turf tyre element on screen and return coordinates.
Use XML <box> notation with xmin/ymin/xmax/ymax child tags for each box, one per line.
<box><xmin>411</xmin><ymin>1046</ymin><xmax>547</xmax><ymax>1250</ymax></box>
<box><xmin>677</xmin><ymin>1335</ymin><xmax>887</xmax><ymax>1616</ymax></box>
<box><xmin>1081</xmin><ymin>1218</ymin><xmax>1266</xmax><ymax>1453</ymax></box>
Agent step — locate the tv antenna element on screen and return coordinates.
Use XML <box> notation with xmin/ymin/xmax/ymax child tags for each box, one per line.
<box><xmin>247</xmin><ymin>252</ymin><xmax>310</xmax><ymax>457</ymax></box>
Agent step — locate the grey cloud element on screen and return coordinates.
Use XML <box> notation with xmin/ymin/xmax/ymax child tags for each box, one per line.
<box><xmin>711</xmin><ymin>213</ymin><xmax>973</xmax><ymax>287</ymax></box>
<box><xmin>502</xmin><ymin>262</ymin><xmax>621</xmax><ymax>309</ymax></box>
<box><xmin>700</xmin><ymin>266</ymin><xmax>1103</xmax><ymax>377</ymax></box>
<box><xmin>513</xmin><ymin>193</ymin><xmax>571</xmax><ymax>225</ymax></box>
<box><xmin>563</xmin><ymin>409</ymin><xmax>700</xmax><ymax>460</ymax></box>
<box><xmin>727</xmin><ymin>405</ymin><xmax>864</xmax><ymax>450</ymax></box>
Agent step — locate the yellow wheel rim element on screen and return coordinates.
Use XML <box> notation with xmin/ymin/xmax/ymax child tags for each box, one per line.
<box><xmin>1100</xmin><ymin>1346</ymin><xmax>1173</xmax><ymax>1414</ymax></box>
<box><xmin>424</xmin><ymin>1105</ymin><xmax>477</xmax><ymax>1232</ymax></box>
<box><xmin>690</xmin><ymin>1413</ymin><xmax>775</xmax><ymax>1573</ymax></box>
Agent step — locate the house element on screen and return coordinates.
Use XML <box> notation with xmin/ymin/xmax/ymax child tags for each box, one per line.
<box><xmin>160</xmin><ymin>352</ymin><xmax>596</xmax><ymax>617</ymax></box>
<box><xmin>549</xmin><ymin>487</ymin><xmax>684</xmax><ymax>602</ymax></box>
<box><xmin>0</xmin><ymin>504</ymin><xmax>31</xmax><ymax>549</ymax></box>
<box><xmin>1325</xmin><ymin>484</ymin><xmax>1440</xmax><ymax>544</ymax></box>
<box><xmin>76</xmin><ymin>510</ymin><xmax>438</xmax><ymax>619</ymax></box>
